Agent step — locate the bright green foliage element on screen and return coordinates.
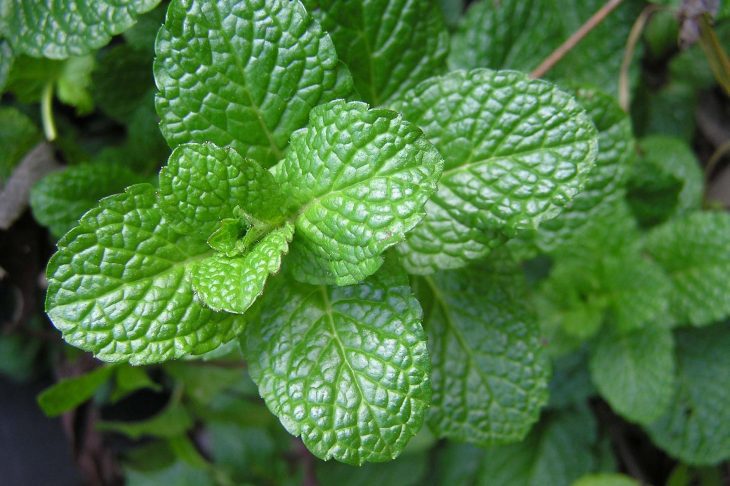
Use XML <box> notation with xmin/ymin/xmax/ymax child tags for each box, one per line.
<box><xmin>0</xmin><ymin>107</ymin><xmax>40</xmax><ymax>182</ymax></box>
<box><xmin>191</xmin><ymin>224</ymin><xmax>294</xmax><ymax>314</ymax></box>
<box><xmin>531</xmin><ymin>87</ymin><xmax>634</xmax><ymax>253</ymax></box>
<box><xmin>394</xmin><ymin>69</ymin><xmax>597</xmax><ymax>273</ymax></box>
<box><xmin>418</xmin><ymin>259</ymin><xmax>549</xmax><ymax>445</ymax></box>
<box><xmin>573</xmin><ymin>473</ymin><xmax>640</xmax><ymax>486</ymax></box>
<box><xmin>244</xmin><ymin>260</ymin><xmax>431</xmax><ymax>465</ymax></box>
<box><xmin>590</xmin><ymin>327</ymin><xmax>675</xmax><ymax>425</ymax></box>
<box><xmin>647</xmin><ymin>323</ymin><xmax>730</xmax><ymax>465</ymax></box>
<box><xmin>302</xmin><ymin>0</ymin><xmax>449</xmax><ymax>105</ymax></box>
<box><xmin>473</xmin><ymin>407</ymin><xmax>598</xmax><ymax>486</ymax></box>
<box><xmin>37</xmin><ymin>365</ymin><xmax>115</xmax><ymax>416</ymax></box>
<box><xmin>154</xmin><ymin>0</ymin><xmax>353</xmax><ymax>168</ymax></box>
<box><xmin>45</xmin><ymin>184</ymin><xmax>245</xmax><ymax>365</ymax></box>
<box><xmin>645</xmin><ymin>212</ymin><xmax>730</xmax><ymax>327</ymax></box>
<box><xmin>277</xmin><ymin>100</ymin><xmax>443</xmax><ymax>285</ymax></box>
<box><xmin>158</xmin><ymin>143</ymin><xmax>285</xmax><ymax>237</ymax></box>
<box><xmin>30</xmin><ymin>162</ymin><xmax>146</xmax><ymax>237</ymax></box>
<box><xmin>1</xmin><ymin>0</ymin><xmax>160</xmax><ymax>59</ymax></box>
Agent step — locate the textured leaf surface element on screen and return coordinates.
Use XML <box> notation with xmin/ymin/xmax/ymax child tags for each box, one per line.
<box><xmin>645</xmin><ymin>212</ymin><xmax>730</xmax><ymax>327</ymax></box>
<box><xmin>590</xmin><ymin>327</ymin><xmax>675</xmax><ymax>424</ymax></box>
<box><xmin>191</xmin><ymin>224</ymin><xmax>294</xmax><ymax>314</ymax></box>
<box><xmin>155</xmin><ymin>0</ymin><xmax>352</xmax><ymax>168</ymax></box>
<box><xmin>474</xmin><ymin>406</ymin><xmax>597</xmax><ymax>486</ymax></box>
<box><xmin>647</xmin><ymin>323</ymin><xmax>730</xmax><ymax>465</ymax></box>
<box><xmin>532</xmin><ymin>87</ymin><xmax>634</xmax><ymax>253</ymax></box>
<box><xmin>2</xmin><ymin>0</ymin><xmax>160</xmax><ymax>59</ymax></box>
<box><xmin>46</xmin><ymin>184</ymin><xmax>244</xmax><ymax>365</ymax></box>
<box><xmin>394</xmin><ymin>69</ymin><xmax>597</xmax><ymax>272</ymax></box>
<box><xmin>419</xmin><ymin>259</ymin><xmax>549</xmax><ymax>445</ymax></box>
<box><xmin>302</xmin><ymin>0</ymin><xmax>448</xmax><ymax>105</ymax></box>
<box><xmin>30</xmin><ymin>163</ymin><xmax>145</xmax><ymax>238</ymax></box>
<box><xmin>158</xmin><ymin>143</ymin><xmax>285</xmax><ymax>237</ymax></box>
<box><xmin>244</xmin><ymin>260</ymin><xmax>431</xmax><ymax>464</ymax></box>
<box><xmin>276</xmin><ymin>100</ymin><xmax>443</xmax><ymax>285</ymax></box>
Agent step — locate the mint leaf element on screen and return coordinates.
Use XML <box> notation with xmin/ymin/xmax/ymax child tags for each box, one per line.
<box><xmin>191</xmin><ymin>223</ymin><xmax>294</xmax><ymax>314</ymax></box>
<box><xmin>243</xmin><ymin>259</ymin><xmax>431</xmax><ymax>464</ymax></box>
<box><xmin>474</xmin><ymin>406</ymin><xmax>597</xmax><ymax>486</ymax></box>
<box><xmin>158</xmin><ymin>143</ymin><xmax>285</xmax><ymax>237</ymax></box>
<box><xmin>97</xmin><ymin>401</ymin><xmax>193</xmax><ymax>439</ymax></box>
<box><xmin>647</xmin><ymin>323</ymin><xmax>730</xmax><ymax>465</ymax></box>
<box><xmin>645</xmin><ymin>211</ymin><xmax>730</xmax><ymax>327</ymax></box>
<box><xmin>285</xmin><ymin>240</ymin><xmax>385</xmax><ymax>286</ymax></box>
<box><xmin>302</xmin><ymin>0</ymin><xmax>448</xmax><ymax>105</ymax></box>
<box><xmin>277</xmin><ymin>100</ymin><xmax>443</xmax><ymax>285</ymax></box>
<box><xmin>532</xmin><ymin>87</ymin><xmax>635</xmax><ymax>253</ymax></box>
<box><xmin>419</xmin><ymin>258</ymin><xmax>549</xmax><ymax>445</ymax></box>
<box><xmin>0</xmin><ymin>107</ymin><xmax>40</xmax><ymax>183</ymax></box>
<box><xmin>37</xmin><ymin>365</ymin><xmax>115</xmax><ymax>417</ymax></box>
<box><xmin>394</xmin><ymin>69</ymin><xmax>597</xmax><ymax>273</ymax></box>
<box><xmin>590</xmin><ymin>327</ymin><xmax>675</xmax><ymax>425</ymax></box>
<box><xmin>56</xmin><ymin>54</ymin><xmax>95</xmax><ymax>114</ymax></box>
<box><xmin>45</xmin><ymin>184</ymin><xmax>245</xmax><ymax>365</ymax></box>
<box><xmin>2</xmin><ymin>0</ymin><xmax>160</xmax><ymax>59</ymax></box>
<box><xmin>155</xmin><ymin>0</ymin><xmax>353</xmax><ymax>168</ymax></box>
<box><xmin>30</xmin><ymin>162</ymin><xmax>146</xmax><ymax>238</ymax></box>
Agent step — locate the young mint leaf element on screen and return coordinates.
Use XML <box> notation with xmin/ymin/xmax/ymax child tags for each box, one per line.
<box><xmin>285</xmin><ymin>238</ymin><xmax>385</xmax><ymax>286</ymax></box>
<box><xmin>158</xmin><ymin>143</ymin><xmax>285</xmax><ymax>237</ymax></box>
<box><xmin>191</xmin><ymin>223</ymin><xmax>294</xmax><ymax>314</ymax></box>
<box><xmin>45</xmin><ymin>184</ymin><xmax>245</xmax><ymax>365</ymax></box>
<box><xmin>97</xmin><ymin>402</ymin><xmax>194</xmax><ymax>439</ymax></box>
<box><xmin>37</xmin><ymin>365</ymin><xmax>116</xmax><ymax>417</ymax></box>
<box><xmin>474</xmin><ymin>406</ymin><xmax>597</xmax><ymax>486</ymax></box>
<box><xmin>645</xmin><ymin>211</ymin><xmax>730</xmax><ymax>327</ymax></box>
<box><xmin>393</xmin><ymin>69</ymin><xmax>597</xmax><ymax>273</ymax></box>
<box><xmin>531</xmin><ymin>87</ymin><xmax>635</xmax><ymax>254</ymax></box>
<box><xmin>155</xmin><ymin>0</ymin><xmax>353</xmax><ymax>168</ymax></box>
<box><xmin>111</xmin><ymin>365</ymin><xmax>161</xmax><ymax>403</ymax></box>
<box><xmin>1</xmin><ymin>0</ymin><xmax>160</xmax><ymax>59</ymax></box>
<box><xmin>647</xmin><ymin>323</ymin><xmax>730</xmax><ymax>465</ymax></box>
<box><xmin>243</xmin><ymin>259</ymin><xmax>431</xmax><ymax>465</ymax></box>
<box><xmin>0</xmin><ymin>107</ymin><xmax>40</xmax><ymax>183</ymax></box>
<box><xmin>0</xmin><ymin>40</ymin><xmax>12</xmax><ymax>92</ymax></box>
<box><xmin>418</xmin><ymin>258</ymin><xmax>550</xmax><ymax>445</ymax></box>
<box><xmin>276</xmin><ymin>100</ymin><xmax>443</xmax><ymax>285</ymax></box>
<box><xmin>30</xmin><ymin>162</ymin><xmax>146</xmax><ymax>238</ymax></box>
<box><xmin>56</xmin><ymin>54</ymin><xmax>95</xmax><ymax>115</ymax></box>
<box><xmin>302</xmin><ymin>0</ymin><xmax>448</xmax><ymax>105</ymax></box>
<box><xmin>589</xmin><ymin>327</ymin><xmax>675</xmax><ymax>425</ymax></box>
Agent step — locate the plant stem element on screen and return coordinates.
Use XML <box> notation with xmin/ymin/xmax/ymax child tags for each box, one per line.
<box><xmin>619</xmin><ymin>5</ymin><xmax>661</xmax><ymax>112</ymax></box>
<box><xmin>41</xmin><ymin>82</ymin><xmax>57</xmax><ymax>141</ymax></box>
<box><xmin>530</xmin><ymin>0</ymin><xmax>625</xmax><ymax>79</ymax></box>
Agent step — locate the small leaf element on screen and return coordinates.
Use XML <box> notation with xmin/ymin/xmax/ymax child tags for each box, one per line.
<box><xmin>45</xmin><ymin>184</ymin><xmax>245</xmax><ymax>365</ymax></box>
<box><xmin>98</xmin><ymin>402</ymin><xmax>193</xmax><ymax>439</ymax></box>
<box><xmin>645</xmin><ymin>211</ymin><xmax>730</xmax><ymax>327</ymax></box>
<box><xmin>56</xmin><ymin>54</ymin><xmax>95</xmax><ymax>114</ymax></box>
<box><xmin>155</xmin><ymin>0</ymin><xmax>353</xmax><ymax>168</ymax></box>
<box><xmin>394</xmin><ymin>69</ymin><xmax>597</xmax><ymax>273</ymax></box>
<box><xmin>111</xmin><ymin>365</ymin><xmax>161</xmax><ymax>403</ymax></box>
<box><xmin>418</xmin><ymin>258</ymin><xmax>550</xmax><ymax>445</ymax></box>
<box><xmin>647</xmin><ymin>323</ymin><xmax>730</xmax><ymax>465</ymax></box>
<box><xmin>277</xmin><ymin>100</ymin><xmax>443</xmax><ymax>285</ymax></box>
<box><xmin>572</xmin><ymin>473</ymin><xmax>640</xmax><ymax>486</ymax></box>
<box><xmin>191</xmin><ymin>223</ymin><xmax>294</xmax><ymax>314</ymax></box>
<box><xmin>30</xmin><ymin>162</ymin><xmax>146</xmax><ymax>238</ymax></box>
<box><xmin>0</xmin><ymin>107</ymin><xmax>40</xmax><ymax>183</ymax></box>
<box><xmin>302</xmin><ymin>0</ymin><xmax>449</xmax><ymax>105</ymax></box>
<box><xmin>243</xmin><ymin>259</ymin><xmax>431</xmax><ymax>465</ymax></box>
<box><xmin>37</xmin><ymin>365</ymin><xmax>115</xmax><ymax>417</ymax></box>
<box><xmin>2</xmin><ymin>0</ymin><xmax>160</xmax><ymax>59</ymax></box>
<box><xmin>590</xmin><ymin>327</ymin><xmax>675</xmax><ymax>425</ymax></box>
<box><xmin>158</xmin><ymin>143</ymin><xmax>285</xmax><ymax>237</ymax></box>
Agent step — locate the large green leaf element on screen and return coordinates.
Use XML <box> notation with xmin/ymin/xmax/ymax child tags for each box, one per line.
<box><xmin>418</xmin><ymin>259</ymin><xmax>549</xmax><ymax>445</ymax></box>
<box><xmin>302</xmin><ymin>0</ymin><xmax>448</xmax><ymax>105</ymax></box>
<box><xmin>647</xmin><ymin>323</ymin><xmax>730</xmax><ymax>465</ymax></box>
<box><xmin>645</xmin><ymin>212</ymin><xmax>730</xmax><ymax>327</ymax></box>
<box><xmin>277</xmin><ymin>100</ymin><xmax>443</xmax><ymax>285</ymax></box>
<box><xmin>45</xmin><ymin>184</ymin><xmax>245</xmax><ymax>365</ymax></box>
<box><xmin>30</xmin><ymin>162</ymin><xmax>146</xmax><ymax>238</ymax></box>
<box><xmin>590</xmin><ymin>327</ymin><xmax>675</xmax><ymax>425</ymax></box>
<box><xmin>154</xmin><ymin>0</ymin><xmax>353</xmax><ymax>168</ymax></box>
<box><xmin>393</xmin><ymin>69</ymin><xmax>597</xmax><ymax>273</ymax></box>
<box><xmin>1</xmin><ymin>0</ymin><xmax>160</xmax><ymax>59</ymax></box>
<box><xmin>243</xmin><ymin>260</ymin><xmax>431</xmax><ymax>465</ymax></box>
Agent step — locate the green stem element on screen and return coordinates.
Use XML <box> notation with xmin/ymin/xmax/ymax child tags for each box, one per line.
<box><xmin>41</xmin><ymin>82</ymin><xmax>57</xmax><ymax>141</ymax></box>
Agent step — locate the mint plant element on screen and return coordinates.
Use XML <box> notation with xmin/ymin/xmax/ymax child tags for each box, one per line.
<box><xmin>2</xmin><ymin>0</ymin><xmax>730</xmax><ymax>483</ymax></box>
